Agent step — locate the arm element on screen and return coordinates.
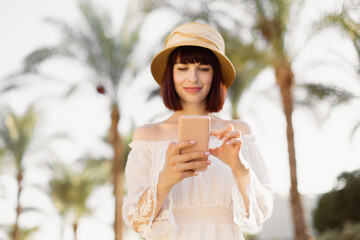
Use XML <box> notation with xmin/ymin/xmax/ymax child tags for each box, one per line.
<box><xmin>127</xmin><ymin>174</ymin><xmax>172</xmax><ymax>233</ymax></box>
<box><xmin>124</xmin><ymin>126</ymin><xmax>210</xmax><ymax>236</ymax></box>
<box><xmin>231</xmin><ymin>156</ymin><xmax>251</xmax><ymax>217</ymax></box>
<box><xmin>210</xmin><ymin>121</ymin><xmax>273</xmax><ymax>230</ymax></box>
<box><xmin>209</xmin><ymin>122</ymin><xmax>252</xmax><ymax>216</ymax></box>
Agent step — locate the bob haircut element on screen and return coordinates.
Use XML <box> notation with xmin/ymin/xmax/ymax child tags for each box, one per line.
<box><xmin>161</xmin><ymin>46</ymin><xmax>227</xmax><ymax>112</ymax></box>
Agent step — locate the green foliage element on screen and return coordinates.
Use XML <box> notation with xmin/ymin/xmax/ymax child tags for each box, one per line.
<box><xmin>295</xmin><ymin>83</ymin><xmax>357</xmax><ymax>123</ymax></box>
<box><xmin>5</xmin><ymin>225</ymin><xmax>39</xmax><ymax>240</ymax></box>
<box><xmin>308</xmin><ymin>7</ymin><xmax>360</xmax><ymax>139</ymax></box>
<box><xmin>243</xmin><ymin>232</ymin><xmax>259</xmax><ymax>240</ymax></box>
<box><xmin>313</xmin><ymin>169</ymin><xmax>360</xmax><ymax>234</ymax></box>
<box><xmin>297</xmin><ymin>83</ymin><xmax>356</xmax><ymax>107</ymax></box>
<box><xmin>316</xmin><ymin>222</ymin><xmax>360</xmax><ymax>240</ymax></box>
<box><xmin>19</xmin><ymin>1</ymin><xmax>143</xmax><ymax>104</ymax></box>
<box><xmin>0</xmin><ymin>106</ymin><xmax>38</xmax><ymax>170</ymax></box>
<box><xmin>314</xmin><ymin>10</ymin><xmax>360</xmax><ymax>65</ymax></box>
<box><xmin>48</xmin><ymin>158</ymin><xmax>108</xmax><ymax>221</ymax></box>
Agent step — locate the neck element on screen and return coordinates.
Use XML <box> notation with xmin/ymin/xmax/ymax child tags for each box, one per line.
<box><xmin>169</xmin><ymin>102</ymin><xmax>212</xmax><ymax>122</ymax></box>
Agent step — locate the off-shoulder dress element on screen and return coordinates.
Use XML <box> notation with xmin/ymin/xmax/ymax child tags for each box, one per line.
<box><xmin>122</xmin><ymin>135</ymin><xmax>273</xmax><ymax>240</ymax></box>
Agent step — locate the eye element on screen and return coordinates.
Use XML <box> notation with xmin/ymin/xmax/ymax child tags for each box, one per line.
<box><xmin>177</xmin><ymin>67</ymin><xmax>188</xmax><ymax>71</ymax></box>
<box><xmin>174</xmin><ymin>64</ymin><xmax>188</xmax><ymax>71</ymax></box>
<box><xmin>199</xmin><ymin>65</ymin><xmax>211</xmax><ymax>71</ymax></box>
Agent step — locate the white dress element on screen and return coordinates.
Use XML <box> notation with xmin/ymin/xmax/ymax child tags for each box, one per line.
<box><xmin>122</xmin><ymin>135</ymin><xmax>273</xmax><ymax>240</ymax></box>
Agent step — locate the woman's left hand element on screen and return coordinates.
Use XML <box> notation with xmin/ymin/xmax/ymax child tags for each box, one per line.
<box><xmin>211</xmin><ymin>123</ymin><xmax>252</xmax><ymax>213</ymax></box>
<box><xmin>209</xmin><ymin>123</ymin><xmax>244</xmax><ymax>170</ymax></box>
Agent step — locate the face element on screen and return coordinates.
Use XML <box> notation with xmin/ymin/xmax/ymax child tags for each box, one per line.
<box><xmin>173</xmin><ymin>60</ymin><xmax>213</xmax><ymax>106</ymax></box>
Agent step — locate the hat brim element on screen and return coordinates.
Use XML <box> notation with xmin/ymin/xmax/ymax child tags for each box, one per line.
<box><xmin>151</xmin><ymin>43</ymin><xmax>236</xmax><ymax>88</ymax></box>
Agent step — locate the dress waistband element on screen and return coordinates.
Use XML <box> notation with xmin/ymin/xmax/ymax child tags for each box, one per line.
<box><xmin>173</xmin><ymin>206</ymin><xmax>234</xmax><ymax>225</ymax></box>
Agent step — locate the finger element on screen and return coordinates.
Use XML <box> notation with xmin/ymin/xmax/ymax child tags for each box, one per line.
<box><xmin>223</xmin><ymin>130</ymin><xmax>241</xmax><ymax>144</ymax></box>
<box><xmin>209</xmin><ymin>147</ymin><xmax>219</xmax><ymax>157</ymax></box>
<box><xmin>210</xmin><ymin>129</ymin><xmax>219</xmax><ymax>136</ymax></box>
<box><xmin>175</xmin><ymin>160</ymin><xmax>209</xmax><ymax>172</ymax></box>
<box><xmin>174</xmin><ymin>151</ymin><xmax>210</xmax><ymax>163</ymax></box>
<box><xmin>217</xmin><ymin>123</ymin><xmax>234</xmax><ymax>140</ymax></box>
<box><xmin>171</xmin><ymin>140</ymin><xmax>196</xmax><ymax>155</ymax></box>
<box><xmin>181</xmin><ymin>170</ymin><xmax>200</xmax><ymax>179</ymax></box>
<box><xmin>192</xmin><ymin>158</ymin><xmax>211</xmax><ymax>171</ymax></box>
<box><xmin>166</xmin><ymin>141</ymin><xmax>176</xmax><ymax>156</ymax></box>
<box><xmin>225</xmin><ymin>138</ymin><xmax>243</xmax><ymax>148</ymax></box>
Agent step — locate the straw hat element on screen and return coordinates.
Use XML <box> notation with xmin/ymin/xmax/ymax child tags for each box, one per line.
<box><xmin>150</xmin><ymin>22</ymin><xmax>236</xmax><ymax>87</ymax></box>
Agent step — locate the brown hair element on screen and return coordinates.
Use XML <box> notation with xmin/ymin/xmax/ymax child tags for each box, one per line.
<box><xmin>161</xmin><ymin>46</ymin><xmax>227</xmax><ymax>112</ymax></box>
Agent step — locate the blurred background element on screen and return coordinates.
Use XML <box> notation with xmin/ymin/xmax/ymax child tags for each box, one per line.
<box><xmin>0</xmin><ymin>0</ymin><xmax>359</xmax><ymax>239</ymax></box>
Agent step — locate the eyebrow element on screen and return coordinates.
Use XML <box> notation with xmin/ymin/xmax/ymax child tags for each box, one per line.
<box><xmin>174</xmin><ymin>62</ymin><xmax>210</xmax><ymax>65</ymax></box>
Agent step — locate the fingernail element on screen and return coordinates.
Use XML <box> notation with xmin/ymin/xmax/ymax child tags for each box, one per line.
<box><xmin>204</xmin><ymin>152</ymin><xmax>210</xmax><ymax>155</ymax></box>
<box><xmin>207</xmin><ymin>160</ymin><xmax>211</xmax><ymax>165</ymax></box>
<box><xmin>226</xmin><ymin>141</ymin><xmax>231</xmax><ymax>145</ymax></box>
<box><xmin>190</xmin><ymin>140</ymin><xmax>195</xmax><ymax>144</ymax></box>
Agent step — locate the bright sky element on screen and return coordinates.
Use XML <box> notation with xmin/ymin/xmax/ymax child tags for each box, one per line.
<box><xmin>0</xmin><ymin>0</ymin><xmax>359</xmax><ymax>239</ymax></box>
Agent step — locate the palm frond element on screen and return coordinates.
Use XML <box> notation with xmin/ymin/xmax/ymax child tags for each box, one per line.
<box><xmin>22</xmin><ymin>47</ymin><xmax>59</xmax><ymax>73</ymax></box>
<box><xmin>314</xmin><ymin>11</ymin><xmax>360</xmax><ymax>37</ymax></box>
<box><xmin>313</xmin><ymin>11</ymin><xmax>360</xmax><ymax>59</ymax></box>
<box><xmin>21</xmin><ymin>206</ymin><xmax>43</xmax><ymax>214</ymax></box>
<box><xmin>15</xmin><ymin>1</ymin><xmax>144</xmax><ymax>104</ymax></box>
<box><xmin>5</xmin><ymin>225</ymin><xmax>40</xmax><ymax>240</ymax></box>
<box><xmin>147</xmin><ymin>87</ymin><xmax>161</xmax><ymax>101</ymax></box>
<box><xmin>296</xmin><ymin>83</ymin><xmax>356</xmax><ymax>107</ymax></box>
<box><xmin>0</xmin><ymin>106</ymin><xmax>38</xmax><ymax>170</ymax></box>
<box><xmin>48</xmin><ymin>156</ymin><xmax>110</xmax><ymax>223</ymax></box>
<box><xmin>350</xmin><ymin>121</ymin><xmax>360</xmax><ymax>140</ymax></box>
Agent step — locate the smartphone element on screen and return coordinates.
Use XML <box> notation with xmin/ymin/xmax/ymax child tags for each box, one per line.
<box><xmin>178</xmin><ymin>115</ymin><xmax>211</xmax><ymax>171</ymax></box>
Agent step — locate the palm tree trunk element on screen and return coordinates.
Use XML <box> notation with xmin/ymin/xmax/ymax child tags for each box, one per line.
<box><xmin>14</xmin><ymin>172</ymin><xmax>23</xmax><ymax>240</ymax></box>
<box><xmin>61</xmin><ymin>221</ymin><xmax>65</xmax><ymax>240</ymax></box>
<box><xmin>73</xmin><ymin>222</ymin><xmax>78</xmax><ymax>240</ymax></box>
<box><xmin>110</xmin><ymin>104</ymin><xmax>124</xmax><ymax>240</ymax></box>
<box><xmin>275</xmin><ymin>61</ymin><xmax>313</xmax><ymax>240</ymax></box>
<box><xmin>231</xmin><ymin>105</ymin><xmax>240</xmax><ymax>120</ymax></box>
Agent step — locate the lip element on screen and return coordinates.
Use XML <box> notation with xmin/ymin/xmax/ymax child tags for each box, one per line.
<box><xmin>184</xmin><ymin>87</ymin><xmax>202</xmax><ymax>93</ymax></box>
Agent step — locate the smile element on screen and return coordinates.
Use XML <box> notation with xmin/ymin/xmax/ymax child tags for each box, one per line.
<box><xmin>184</xmin><ymin>87</ymin><xmax>202</xmax><ymax>93</ymax></box>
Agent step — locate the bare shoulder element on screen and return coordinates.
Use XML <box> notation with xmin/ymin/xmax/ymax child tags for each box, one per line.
<box><xmin>211</xmin><ymin>114</ymin><xmax>252</xmax><ymax>135</ymax></box>
<box><xmin>228</xmin><ymin>119</ymin><xmax>252</xmax><ymax>135</ymax></box>
<box><xmin>132</xmin><ymin>121</ymin><xmax>177</xmax><ymax>141</ymax></box>
<box><xmin>132</xmin><ymin>123</ymin><xmax>162</xmax><ymax>141</ymax></box>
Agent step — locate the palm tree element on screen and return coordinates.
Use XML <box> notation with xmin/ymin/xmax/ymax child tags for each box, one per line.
<box><xmin>0</xmin><ymin>106</ymin><xmax>38</xmax><ymax>240</ymax></box>
<box><xmin>234</xmin><ymin>2</ymin><xmax>313</xmax><ymax>239</ymax></box>
<box><xmin>48</xmin><ymin>158</ymin><xmax>109</xmax><ymax>240</ymax></box>
<box><xmin>143</xmin><ymin>0</ymin><xmax>314</xmax><ymax>239</ymax></box>
<box><xmin>311</xmin><ymin>7</ymin><xmax>360</xmax><ymax>138</ymax></box>
<box><xmin>5</xmin><ymin>225</ymin><xmax>39</xmax><ymax>240</ymax></box>
<box><xmin>219</xmin><ymin>28</ymin><xmax>267</xmax><ymax>119</ymax></box>
<box><xmin>19</xmin><ymin>2</ymin><xmax>143</xmax><ymax>239</ymax></box>
<box><xmin>315</xmin><ymin>9</ymin><xmax>359</xmax><ymax>64</ymax></box>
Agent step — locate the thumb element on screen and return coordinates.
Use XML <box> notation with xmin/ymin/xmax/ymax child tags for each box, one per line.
<box><xmin>166</xmin><ymin>141</ymin><xmax>176</xmax><ymax>156</ymax></box>
<box><xmin>209</xmin><ymin>147</ymin><xmax>218</xmax><ymax>157</ymax></box>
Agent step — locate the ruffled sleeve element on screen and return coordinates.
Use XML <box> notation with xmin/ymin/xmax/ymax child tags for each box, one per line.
<box><xmin>231</xmin><ymin>135</ymin><xmax>274</xmax><ymax>232</ymax></box>
<box><xmin>122</xmin><ymin>141</ymin><xmax>175</xmax><ymax>239</ymax></box>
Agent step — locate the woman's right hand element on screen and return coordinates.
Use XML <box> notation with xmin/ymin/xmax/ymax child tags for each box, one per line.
<box><xmin>159</xmin><ymin>141</ymin><xmax>211</xmax><ymax>189</ymax></box>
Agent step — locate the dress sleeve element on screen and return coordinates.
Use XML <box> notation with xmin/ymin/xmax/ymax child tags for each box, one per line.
<box><xmin>122</xmin><ymin>141</ymin><xmax>175</xmax><ymax>239</ymax></box>
<box><xmin>231</xmin><ymin>135</ymin><xmax>274</xmax><ymax>232</ymax></box>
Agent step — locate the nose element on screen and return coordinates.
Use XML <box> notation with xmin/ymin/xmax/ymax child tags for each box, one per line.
<box><xmin>187</xmin><ymin>66</ymin><xmax>198</xmax><ymax>83</ymax></box>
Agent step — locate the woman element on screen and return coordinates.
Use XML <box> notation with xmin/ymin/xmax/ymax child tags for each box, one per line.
<box><xmin>122</xmin><ymin>22</ymin><xmax>273</xmax><ymax>240</ymax></box>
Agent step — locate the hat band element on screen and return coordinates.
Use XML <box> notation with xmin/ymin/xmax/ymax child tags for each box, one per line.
<box><xmin>165</xmin><ymin>31</ymin><xmax>223</xmax><ymax>53</ymax></box>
